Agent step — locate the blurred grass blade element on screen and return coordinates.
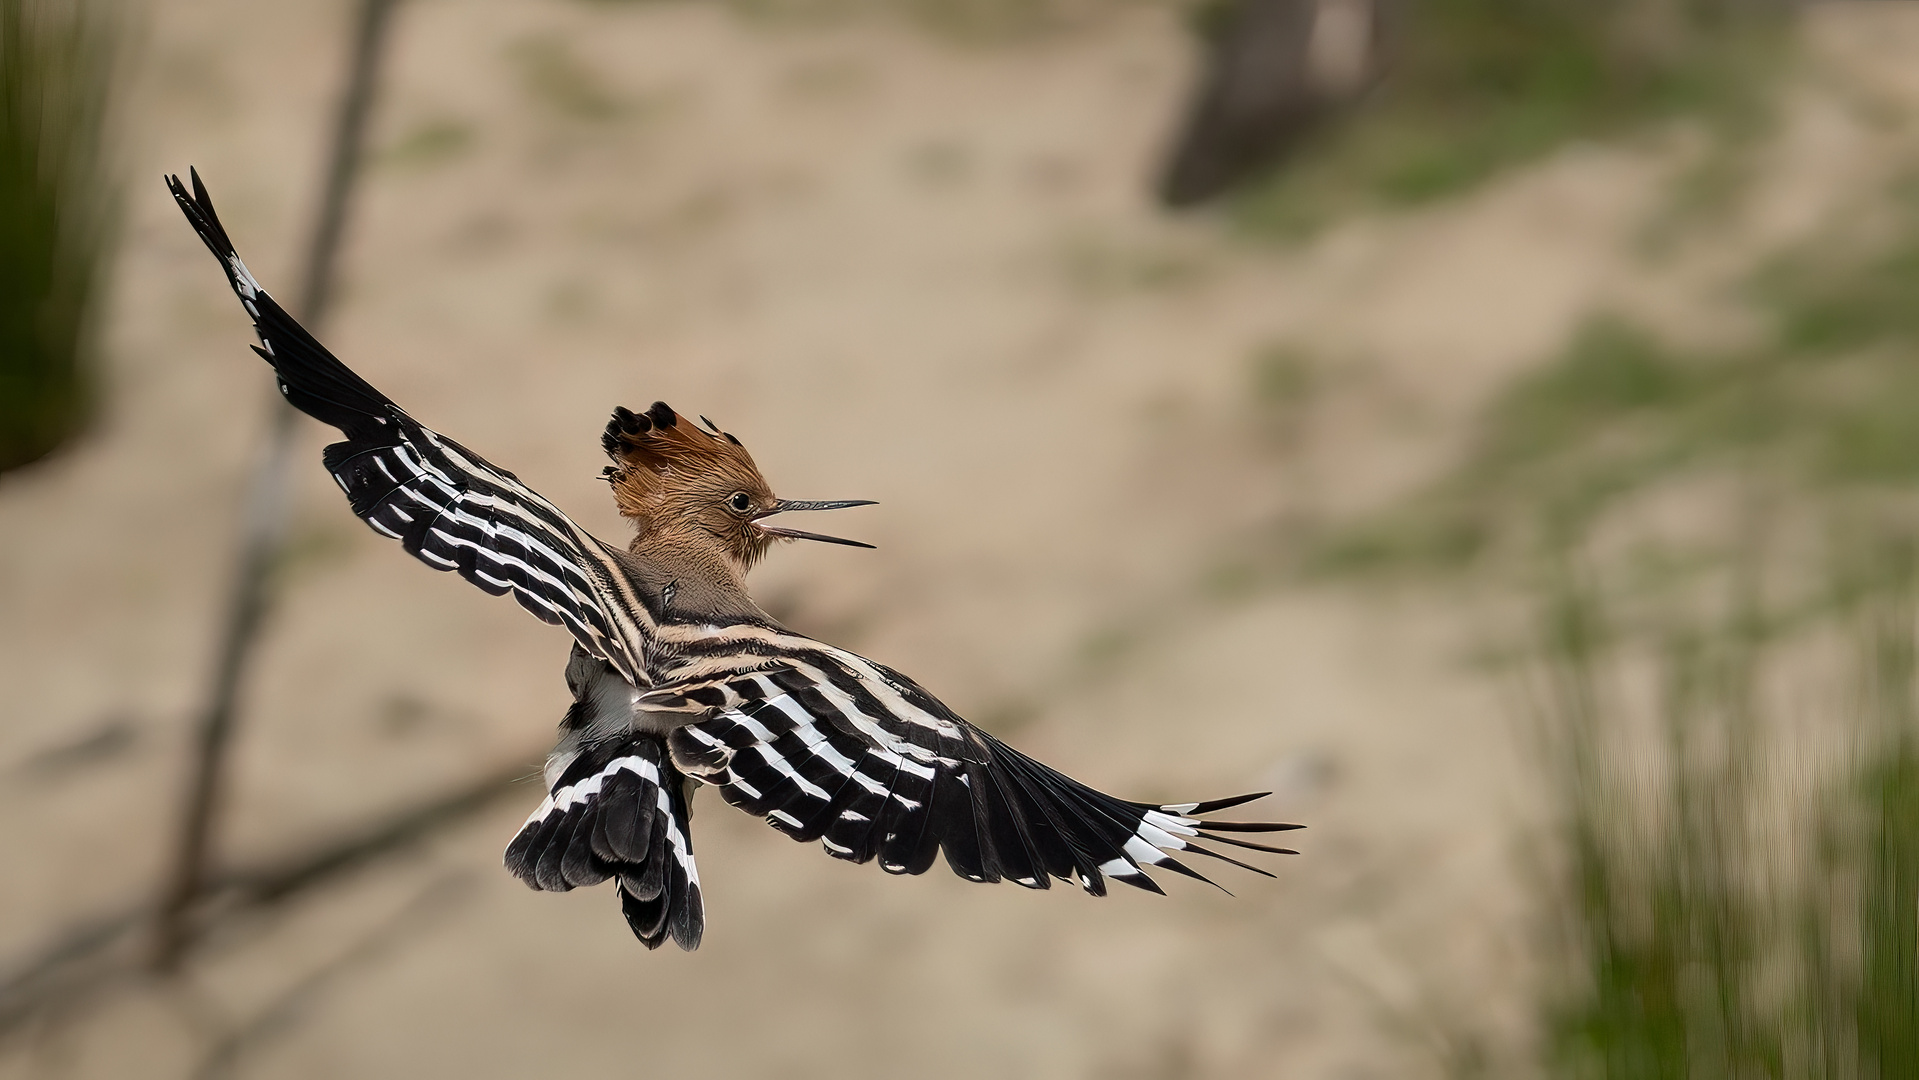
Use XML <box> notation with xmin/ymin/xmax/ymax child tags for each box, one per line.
<box><xmin>0</xmin><ymin>0</ymin><xmax>120</xmax><ymax>475</ymax></box>
<box><xmin>1532</xmin><ymin>525</ymin><xmax>1919</xmax><ymax>1078</ymax></box>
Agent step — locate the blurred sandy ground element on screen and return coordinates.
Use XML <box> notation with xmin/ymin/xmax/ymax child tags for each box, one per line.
<box><xmin>2</xmin><ymin>1</ymin><xmax>1916</xmax><ymax>1077</ymax></box>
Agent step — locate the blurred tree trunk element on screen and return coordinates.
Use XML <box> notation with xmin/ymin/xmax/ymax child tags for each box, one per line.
<box><xmin>1157</xmin><ymin>0</ymin><xmax>1387</xmax><ymax>207</ymax></box>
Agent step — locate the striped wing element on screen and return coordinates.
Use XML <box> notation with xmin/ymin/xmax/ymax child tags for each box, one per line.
<box><xmin>168</xmin><ymin>170</ymin><xmax>652</xmax><ymax>684</ymax></box>
<box><xmin>648</xmin><ymin>661</ymin><xmax>1301</xmax><ymax>895</ymax></box>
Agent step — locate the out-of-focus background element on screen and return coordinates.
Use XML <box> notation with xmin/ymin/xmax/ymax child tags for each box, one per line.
<box><xmin>5</xmin><ymin>0</ymin><xmax>1919</xmax><ymax>1076</ymax></box>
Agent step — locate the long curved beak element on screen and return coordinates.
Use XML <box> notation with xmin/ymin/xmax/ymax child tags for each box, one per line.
<box><xmin>762</xmin><ymin>499</ymin><xmax>877</xmax><ymax>514</ymax></box>
<box><xmin>753</xmin><ymin>499</ymin><xmax>877</xmax><ymax>549</ymax></box>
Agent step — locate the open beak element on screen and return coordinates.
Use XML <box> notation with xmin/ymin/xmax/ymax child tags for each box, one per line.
<box><xmin>752</xmin><ymin>499</ymin><xmax>877</xmax><ymax>549</ymax></box>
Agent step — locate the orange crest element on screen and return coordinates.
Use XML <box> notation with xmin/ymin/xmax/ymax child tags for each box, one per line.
<box><xmin>601</xmin><ymin>402</ymin><xmax>771</xmax><ymax>523</ymax></box>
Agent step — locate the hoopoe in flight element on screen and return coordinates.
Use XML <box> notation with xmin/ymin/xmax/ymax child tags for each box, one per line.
<box><xmin>169</xmin><ymin>170</ymin><xmax>1300</xmax><ymax>951</ymax></box>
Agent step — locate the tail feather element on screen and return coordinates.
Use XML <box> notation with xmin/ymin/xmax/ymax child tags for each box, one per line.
<box><xmin>620</xmin><ymin>879</ymin><xmax>671</xmax><ymax>947</ymax></box>
<box><xmin>506</xmin><ymin>735</ymin><xmax>704</xmax><ymax>951</ymax></box>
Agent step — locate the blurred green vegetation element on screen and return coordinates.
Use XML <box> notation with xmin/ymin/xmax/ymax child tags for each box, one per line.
<box><xmin>1526</xmin><ymin>524</ymin><xmax>1919</xmax><ymax>1079</ymax></box>
<box><xmin>380</xmin><ymin>118</ymin><xmax>476</xmax><ymax>170</ymax></box>
<box><xmin>0</xmin><ymin>0</ymin><xmax>119</xmax><ymax>475</ymax></box>
<box><xmin>1314</xmin><ymin>167</ymin><xmax>1919</xmax><ymax>578</ymax></box>
<box><xmin>1531</xmin><ymin>563</ymin><xmax>1778</xmax><ymax>1079</ymax></box>
<box><xmin>510</xmin><ymin>35</ymin><xmax>628</xmax><ymax>122</ymax></box>
<box><xmin>1229</xmin><ymin>0</ymin><xmax>1790</xmax><ymax>240</ymax></box>
<box><xmin>581</xmin><ymin>0</ymin><xmax>1153</xmax><ymax>43</ymax></box>
<box><xmin>1261</xmin><ymin>93</ymin><xmax>1919</xmax><ymax>1080</ymax></box>
<box><xmin>1228</xmin><ymin>10</ymin><xmax>1919</xmax><ymax>1071</ymax></box>
<box><xmin>1806</xmin><ymin>535</ymin><xmax>1919</xmax><ymax>1077</ymax></box>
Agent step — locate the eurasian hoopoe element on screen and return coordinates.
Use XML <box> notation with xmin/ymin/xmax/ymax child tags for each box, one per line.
<box><xmin>169</xmin><ymin>170</ymin><xmax>1301</xmax><ymax>951</ymax></box>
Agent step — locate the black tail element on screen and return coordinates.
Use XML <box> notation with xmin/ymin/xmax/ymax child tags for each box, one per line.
<box><xmin>505</xmin><ymin>734</ymin><xmax>705</xmax><ymax>951</ymax></box>
<box><xmin>616</xmin><ymin>769</ymin><xmax>702</xmax><ymax>951</ymax></box>
<box><xmin>165</xmin><ymin>169</ymin><xmax>394</xmax><ymax>441</ymax></box>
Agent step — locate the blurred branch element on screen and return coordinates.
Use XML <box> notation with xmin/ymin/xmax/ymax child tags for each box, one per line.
<box><xmin>190</xmin><ymin>871</ymin><xmax>474</xmax><ymax>1080</ymax></box>
<box><xmin>151</xmin><ymin>0</ymin><xmax>405</xmax><ymax>973</ymax></box>
<box><xmin>0</xmin><ymin>754</ymin><xmax>532</xmax><ymax>1041</ymax></box>
<box><xmin>217</xmin><ymin>758</ymin><xmax>533</xmax><ymax>908</ymax></box>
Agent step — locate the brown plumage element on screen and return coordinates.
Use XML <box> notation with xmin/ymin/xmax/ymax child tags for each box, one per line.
<box><xmin>601</xmin><ymin>401</ymin><xmax>872</xmax><ymax>579</ymax></box>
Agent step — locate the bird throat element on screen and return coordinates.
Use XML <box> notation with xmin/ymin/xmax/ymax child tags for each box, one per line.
<box><xmin>626</xmin><ymin>523</ymin><xmax>760</xmax><ymax>619</ymax></box>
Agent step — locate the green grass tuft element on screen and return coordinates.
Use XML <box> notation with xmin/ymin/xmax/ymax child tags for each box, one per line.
<box><xmin>0</xmin><ymin>0</ymin><xmax>120</xmax><ymax>475</ymax></box>
<box><xmin>1531</xmin><ymin>557</ymin><xmax>1787</xmax><ymax>1080</ymax></box>
<box><xmin>1310</xmin><ymin>167</ymin><xmax>1919</xmax><ymax>578</ymax></box>
<box><xmin>1530</xmin><ymin>525</ymin><xmax>1919</xmax><ymax>1079</ymax></box>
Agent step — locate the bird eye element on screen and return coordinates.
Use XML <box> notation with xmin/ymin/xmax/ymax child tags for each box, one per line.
<box><xmin>728</xmin><ymin>491</ymin><xmax>753</xmax><ymax>514</ymax></box>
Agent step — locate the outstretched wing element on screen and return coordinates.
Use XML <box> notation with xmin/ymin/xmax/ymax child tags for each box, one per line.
<box><xmin>168</xmin><ymin>169</ymin><xmax>654</xmax><ymax>685</ymax></box>
<box><xmin>645</xmin><ymin>652</ymin><xmax>1301</xmax><ymax>895</ymax></box>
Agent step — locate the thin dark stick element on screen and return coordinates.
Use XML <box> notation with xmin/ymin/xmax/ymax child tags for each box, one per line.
<box><xmin>217</xmin><ymin>757</ymin><xmax>534</xmax><ymax>906</ymax></box>
<box><xmin>294</xmin><ymin>0</ymin><xmax>402</xmax><ymax>328</ymax></box>
<box><xmin>151</xmin><ymin>0</ymin><xmax>404</xmax><ymax>972</ymax></box>
<box><xmin>3</xmin><ymin>754</ymin><xmax>528</xmax><ymax>1038</ymax></box>
<box><xmin>190</xmin><ymin>872</ymin><xmax>473</xmax><ymax>1080</ymax></box>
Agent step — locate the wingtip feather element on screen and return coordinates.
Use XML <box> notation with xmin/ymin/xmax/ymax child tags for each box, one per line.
<box><xmin>1194</xmin><ymin>830</ymin><xmax>1301</xmax><ymax>856</ymax></box>
<box><xmin>1178</xmin><ymin>791</ymin><xmax>1271</xmax><ymax>815</ymax></box>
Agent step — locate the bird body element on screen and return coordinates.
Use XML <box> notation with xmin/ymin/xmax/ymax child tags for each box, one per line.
<box><xmin>169</xmin><ymin>170</ymin><xmax>1300</xmax><ymax>953</ymax></box>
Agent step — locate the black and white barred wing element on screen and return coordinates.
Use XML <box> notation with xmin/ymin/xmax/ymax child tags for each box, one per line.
<box><xmin>168</xmin><ymin>170</ymin><xmax>651</xmax><ymax>684</ymax></box>
<box><xmin>647</xmin><ymin>661</ymin><xmax>1301</xmax><ymax>896</ymax></box>
<box><xmin>504</xmin><ymin>735</ymin><xmax>703</xmax><ymax>950</ymax></box>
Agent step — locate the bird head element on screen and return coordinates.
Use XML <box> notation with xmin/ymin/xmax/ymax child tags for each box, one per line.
<box><xmin>601</xmin><ymin>401</ymin><xmax>873</xmax><ymax>573</ymax></box>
